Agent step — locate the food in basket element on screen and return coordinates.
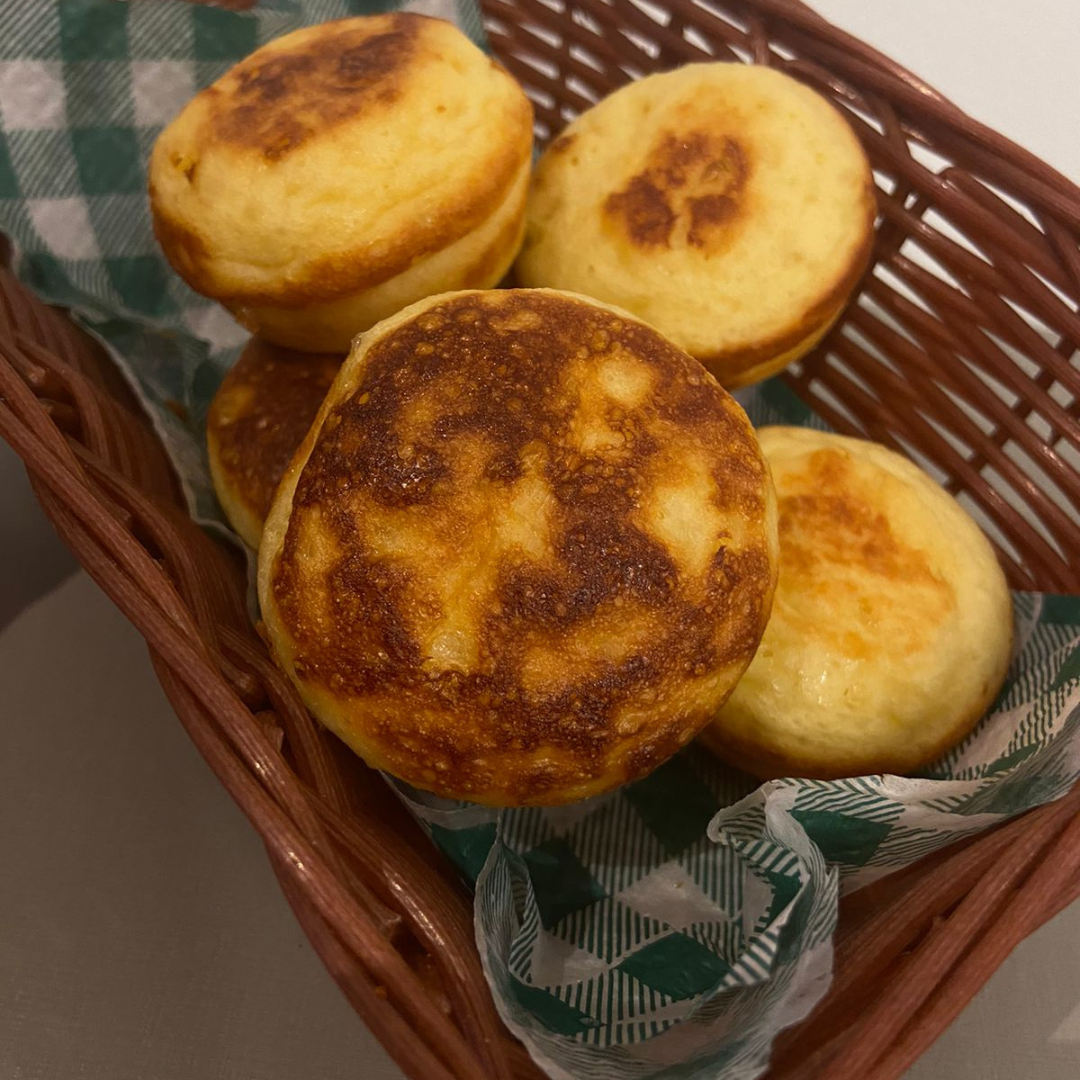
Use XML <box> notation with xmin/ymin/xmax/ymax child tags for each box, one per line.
<box><xmin>148</xmin><ymin>13</ymin><xmax>533</xmax><ymax>354</ymax></box>
<box><xmin>700</xmin><ymin>426</ymin><xmax>1014</xmax><ymax>779</ymax></box>
<box><xmin>206</xmin><ymin>338</ymin><xmax>342</xmax><ymax>550</ymax></box>
<box><xmin>257</xmin><ymin>288</ymin><xmax>779</xmax><ymax>806</ymax></box>
<box><xmin>516</xmin><ymin>63</ymin><xmax>875</xmax><ymax>388</ymax></box>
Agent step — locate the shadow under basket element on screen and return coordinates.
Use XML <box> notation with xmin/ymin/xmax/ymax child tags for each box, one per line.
<box><xmin>2</xmin><ymin>1</ymin><xmax>1079</xmax><ymax>1078</ymax></box>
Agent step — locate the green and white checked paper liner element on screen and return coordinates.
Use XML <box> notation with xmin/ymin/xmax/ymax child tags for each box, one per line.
<box><xmin>2</xmin><ymin>3</ymin><xmax>1079</xmax><ymax>1078</ymax></box>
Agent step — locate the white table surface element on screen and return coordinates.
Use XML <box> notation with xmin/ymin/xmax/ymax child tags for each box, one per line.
<box><xmin>2</xmin><ymin>2</ymin><xmax>1078</xmax><ymax>1078</ymax></box>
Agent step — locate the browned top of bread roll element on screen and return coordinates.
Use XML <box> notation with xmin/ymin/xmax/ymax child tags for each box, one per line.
<box><xmin>515</xmin><ymin>63</ymin><xmax>874</xmax><ymax>387</ymax></box>
<box><xmin>207</xmin><ymin>339</ymin><xmax>341</xmax><ymax>548</ymax></box>
<box><xmin>259</xmin><ymin>288</ymin><xmax>778</xmax><ymax>806</ymax></box>
<box><xmin>149</xmin><ymin>14</ymin><xmax>532</xmax><ymax>308</ymax></box>
<box><xmin>701</xmin><ymin>426</ymin><xmax>1013</xmax><ymax>780</ymax></box>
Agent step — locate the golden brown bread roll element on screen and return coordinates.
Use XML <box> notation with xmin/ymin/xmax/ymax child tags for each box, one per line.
<box><xmin>207</xmin><ymin>339</ymin><xmax>341</xmax><ymax>549</ymax></box>
<box><xmin>700</xmin><ymin>427</ymin><xmax>1014</xmax><ymax>779</ymax></box>
<box><xmin>516</xmin><ymin>63</ymin><xmax>875</xmax><ymax>388</ymax></box>
<box><xmin>258</xmin><ymin>288</ymin><xmax>779</xmax><ymax>805</ymax></box>
<box><xmin>150</xmin><ymin>14</ymin><xmax>533</xmax><ymax>352</ymax></box>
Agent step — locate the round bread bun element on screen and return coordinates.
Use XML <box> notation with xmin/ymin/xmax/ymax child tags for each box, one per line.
<box><xmin>258</xmin><ymin>288</ymin><xmax>779</xmax><ymax>806</ymax></box>
<box><xmin>700</xmin><ymin>427</ymin><xmax>1014</xmax><ymax>779</ymax></box>
<box><xmin>515</xmin><ymin>63</ymin><xmax>875</xmax><ymax>388</ymax></box>
<box><xmin>150</xmin><ymin>14</ymin><xmax>533</xmax><ymax>353</ymax></box>
<box><xmin>207</xmin><ymin>339</ymin><xmax>341</xmax><ymax>549</ymax></box>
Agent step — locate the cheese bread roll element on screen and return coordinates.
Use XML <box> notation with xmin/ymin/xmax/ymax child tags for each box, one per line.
<box><xmin>151</xmin><ymin>14</ymin><xmax>533</xmax><ymax>352</ymax></box>
<box><xmin>701</xmin><ymin>427</ymin><xmax>1013</xmax><ymax>779</ymax></box>
<box><xmin>517</xmin><ymin>63</ymin><xmax>874</xmax><ymax>387</ymax></box>
<box><xmin>259</xmin><ymin>289</ymin><xmax>779</xmax><ymax>805</ymax></box>
<box><xmin>207</xmin><ymin>339</ymin><xmax>341</xmax><ymax>549</ymax></box>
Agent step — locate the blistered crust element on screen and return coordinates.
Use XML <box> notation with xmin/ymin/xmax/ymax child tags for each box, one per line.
<box><xmin>149</xmin><ymin>14</ymin><xmax>533</xmax><ymax>308</ymax></box>
<box><xmin>603</xmin><ymin>131</ymin><xmax>750</xmax><ymax>253</ymax></box>
<box><xmin>204</xmin><ymin>19</ymin><xmax>419</xmax><ymax>161</ymax></box>
<box><xmin>207</xmin><ymin>339</ymin><xmax>341</xmax><ymax>548</ymax></box>
<box><xmin>259</xmin><ymin>290</ymin><xmax>778</xmax><ymax>805</ymax></box>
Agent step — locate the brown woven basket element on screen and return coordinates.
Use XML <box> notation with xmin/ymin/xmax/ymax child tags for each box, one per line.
<box><xmin>2</xmin><ymin>1</ymin><xmax>1079</xmax><ymax>1077</ymax></box>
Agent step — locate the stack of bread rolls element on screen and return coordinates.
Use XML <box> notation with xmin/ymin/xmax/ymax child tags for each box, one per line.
<box><xmin>149</xmin><ymin>14</ymin><xmax>1012</xmax><ymax>807</ymax></box>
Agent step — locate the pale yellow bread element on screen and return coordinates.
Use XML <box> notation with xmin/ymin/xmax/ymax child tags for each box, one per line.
<box><xmin>516</xmin><ymin>63</ymin><xmax>875</xmax><ymax>388</ymax></box>
<box><xmin>150</xmin><ymin>14</ymin><xmax>533</xmax><ymax>352</ymax></box>
<box><xmin>233</xmin><ymin>163</ymin><xmax>529</xmax><ymax>353</ymax></box>
<box><xmin>700</xmin><ymin>427</ymin><xmax>1014</xmax><ymax>779</ymax></box>
<box><xmin>258</xmin><ymin>288</ymin><xmax>779</xmax><ymax>806</ymax></box>
<box><xmin>207</xmin><ymin>339</ymin><xmax>342</xmax><ymax>549</ymax></box>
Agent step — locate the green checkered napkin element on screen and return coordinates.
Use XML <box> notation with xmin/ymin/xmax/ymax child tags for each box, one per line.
<box><xmin>0</xmin><ymin>0</ymin><xmax>482</xmax><ymax>520</ymax></box>
<box><xmin>3</xmin><ymin>4</ymin><xmax>1080</xmax><ymax>1079</ymax></box>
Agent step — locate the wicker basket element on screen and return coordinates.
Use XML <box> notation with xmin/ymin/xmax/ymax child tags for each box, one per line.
<box><xmin>1</xmin><ymin>1</ymin><xmax>1079</xmax><ymax>1077</ymax></box>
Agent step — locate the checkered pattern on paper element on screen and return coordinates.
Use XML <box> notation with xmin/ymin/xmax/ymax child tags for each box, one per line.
<box><xmin>466</xmin><ymin>750</ymin><xmax>839</xmax><ymax>1080</ymax></box>
<box><xmin>395</xmin><ymin>747</ymin><xmax>840</xmax><ymax>1079</ymax></box>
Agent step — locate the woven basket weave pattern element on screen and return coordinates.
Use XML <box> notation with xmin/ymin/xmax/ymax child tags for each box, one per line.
<box><xmin>0</xmin><ymin>2</ymin><xmax>1078</xmax><ymax>1078</ymax></box>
